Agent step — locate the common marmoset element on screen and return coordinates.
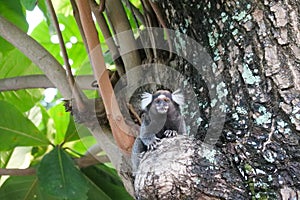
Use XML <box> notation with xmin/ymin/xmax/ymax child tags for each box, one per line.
<box><xmin>132</xmin><ymin>89</ymin><xmax>186</xmax><ymax>173</ymax></box>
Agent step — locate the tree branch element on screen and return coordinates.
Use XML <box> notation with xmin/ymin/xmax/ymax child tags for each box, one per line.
<box><xmin>46</xmin><ymin>0</ymin><xmax>74</xmax><ymax>87</ymax></box>
<box><xmin>0</xmin><ymin>168</ymin><xmax>36</xmax><ymax>176</ymax></box>
<box><xmin>90</xmin><ymin>0</ymin><xmax>125</xmax><ymax>76</ymax></box>
<box><xmin>76</xmin><ymin>0</ymin><xmax>134</xmax><ymax>154</ymax></box>
<box><xmin>98</xmin><ymin>0</ymin><xmax>106</xmax><ymax>13</ymax></box>
<box><xmin>0</xmin><ymin>75</ymin><xmax>96</xmax><ymax>91</ymax></box>
<box><xmin>70</xmin><ymin>0</ymin><xmax>89</xmax><ymax>55</ymax></box>
<box><xmin>148</xmin><ymin>0</ymin><xmax>173</xmax><ymax>61</ymax></box>
<box><xmin>46</xmin><ymin>0</ymin><xmax>87</xmax><ymax>112</ymax></box>
<box><xmin>105</xmin><ymin>0</ymin><xmax>141</xmax><ymax>72</ymax></box>
<box><xmin>0</xmin><ymin>16</ymin><xmax>72</xmax><ymax>99</ymax></box>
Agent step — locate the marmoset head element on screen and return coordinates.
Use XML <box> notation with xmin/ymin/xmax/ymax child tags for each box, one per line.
<box><xmin>141</xmin><ymin>89</ymin><xmax>184</xmax><ymax>114</ymax></box>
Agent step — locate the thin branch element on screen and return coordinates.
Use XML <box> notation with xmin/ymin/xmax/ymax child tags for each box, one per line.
<box><xmin>98</xmin><ymin>0</ymin><xmax>106</xmax><ymax>13</ymax></box>
<box><xmin>90</xmin><ymin>0</ymin><xmax>125</xmax><ymax>76</ymax></box>
<box><xmin>46</xmin><ymin>0</ymin><xmax>74</xmax><ymax>86</ymax></box>
<box><xmin>127</xmin><ymin>103</ymin><xmax>142</xmax><ymax>125</ymax></box>
<box><xmin>70</xmin><ymin>0</ymin><xmax>89</xmax><ymax>55</ymax></box>
<box><xmin>105</xmin><ymin>0</ymin><xmax>141</xmax><ymax>72</ymax></box>
<box><xmin>76</xmin><ymin>0</ymin><xmax>134</xmax><ymax>154</ymax></box>
<box><xmin>0</xmin><ymin>75</ymin><xmax>97</xmax><ymax>91</ymax></box>
<box><xmin>141</xmin><ymin>0</ymin><xmax>158</xmax><ymax>27</ymax></box>
<box><xmin>148</xmin><ymin>0</ymin><xmax>173</xmax><ymax>61</ymax></box>
<box><xmin>140</xmin><ymin>0</ymin><xmax>156</xmax><ymax>60</ymax></box>
<box><xmin>46</xmin><ymin>0</ymin><xmax>86</xmax><ymax>111</ymax></box>
<box><xmin>0</xmin><ymin>168</ymin><xmax>36</xmax><ymax>176</ymax></box>
<box><xmin>0</xmin><ymin>155</ymin><xmax>110</xmax><ymax>176</ymax></box>
<box><xmin>0</xmin><ymin>16</ymin><xmax>72</xmax><ymax>99</ymax></box>
<box><xmin>75</xmin><ymin>154</ymin><xmax>110</xmax><ymax>168</ymax></box>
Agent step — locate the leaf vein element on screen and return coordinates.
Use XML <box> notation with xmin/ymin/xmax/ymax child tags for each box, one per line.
<box><xmin>0</xmin><ymin>126</ymin><xmax>47</xmax><ymax>143</ymax></box>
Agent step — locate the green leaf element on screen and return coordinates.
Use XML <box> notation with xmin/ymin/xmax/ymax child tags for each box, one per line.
<box><xmin>37</xmin><ymin>147</ymin><xmax>89</xmax><ymax>200</ymax></box>
<box><xmin>0</xmin><ymin>176</ymin><xmax>60</xmax><ymax>200</ymax></box>
<box><xmin>0</xmin><ymin>176</ymin><xmax>38</xmax><ymax>200</ymax></box>
<box><xmin>0</xmin><ymin>101</ymin><xmax>49</xmax><ymax>151</ymax></box>
<box><xmin>0</xmin><ymin>49</ymin><xmax>43</xmax><ymax>112</ymax></box>
<box><xmin>30</xmin><ymin>19</ymin><xmax>61</xmax><ymax>60</ymax></box>
<box><xmin>0</xmin><ymin>89</ymin><xmax>43</xmax><ymax>112</ymax></box>
<box><xmin>0</xmin><ymin>0</ymin><xmax>29</xmax><ymax>52</ymax></box>
<box><xmin>85</xmin><ymin>177</ymin><xmax>112</xmax><ymax>200</ymax></box>
<box><xmin>0</xmin><ymin>150</ymin><xmax>13</xmax><ymax>168</ymax></box>
<box><xmin>37</xmin><ymin>0</ymin><xmax>51</xmax><ymax>26</ymax></box>
<box><xmin>21</xmin><ymin>0</ymin><xmax>37</xmax><ymax>11</ymax></box>
<box><xmin>48</xmin><ymin>103</ymin><xmax>70</xmax><ymax>144</ymax></box>
<box><xmin>63</xmin><ymin>116</ymin><xmax>80</xmax><ymax>142</ymax></box>
<box><xmin>0</xmin><ymin>48</ymin><xmax>42</xmax><ymax>78</ymax></box>
<box><xmin>27</xmin><ymin>104</ymin><xmax>51</xmax><ymax>136</ymax></box>
<box><xmin>82</xmin><ymin>165</ymin><xmax>133</xmax><ymax>200</ymax></box>
<box><xmin>64</xmin><ymin>117</ymin><xmax>92</xmax><ymax>143</ymax></box>
<box><xmin>53</xmin><ymin>0</ymin><xmax>73</xmax><ymax>16</ymax></box>
<box><xmin>30</xmin><ymin>15</ymin><xmax>89</xmax><ymax>70</ymax></box>
<box><xmin>0</xmin><ymin>0</ymin><xmax>28</xmax><ymax>31</ymax></box>
<box><xmin>64</xmin><ymin>136</ymin><xmax>97</xmax><ymax>157</ymax></box>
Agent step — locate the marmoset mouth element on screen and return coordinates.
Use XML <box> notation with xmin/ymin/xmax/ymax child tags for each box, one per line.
<box><xmin>157</xmin><ymin>107</ymin><xmax>168</xmax><ymax>114</ymax></box>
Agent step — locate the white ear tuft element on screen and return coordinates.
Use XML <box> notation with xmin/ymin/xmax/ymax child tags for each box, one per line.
<box><xmin>141</xmin><ymin>92</ymin><xmax>153</xmax><ymax>110</ymax></box>
<box><xmin>172</xmin><ymin>89</ymin><xmax>184</xmax><ymax>105</ymax></box>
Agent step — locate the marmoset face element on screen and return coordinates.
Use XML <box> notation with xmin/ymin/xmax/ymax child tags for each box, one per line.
<box><xmin>153</xmin><ymin>94</ymin><xmax>170</xmax><ymax>114</ymax></box>
<box><xmin>141</xmin><ymin>89</ymin><xmax>184</xmax><ymax>115</ymax></box>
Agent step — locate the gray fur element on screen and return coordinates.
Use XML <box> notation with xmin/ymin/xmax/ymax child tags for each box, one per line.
<box><xmin>132</xmin><ymin>90</ymin><xmax>186</xmax><ymax>174</ymax></box>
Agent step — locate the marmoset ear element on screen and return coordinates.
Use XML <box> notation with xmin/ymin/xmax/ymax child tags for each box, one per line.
<box><xmin>141</xmin><ymin>92</ymin><xmax>153</xmax><ymax>110</ymax></box>
<box><xmin>172</xmin><ymin>89</ymin><xmax>184</xmax><ymax>105</ymax></box>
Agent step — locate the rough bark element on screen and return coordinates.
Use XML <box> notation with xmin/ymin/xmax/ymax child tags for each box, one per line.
<box><xmin>134</xmin><ymin>0</ymin><xmax>300</xmax><ymax>199</ymax></box>
<box><xmin>135</xmin><ymin>136</ymin><xmax>247</xmax><ymax>200</ymax></box>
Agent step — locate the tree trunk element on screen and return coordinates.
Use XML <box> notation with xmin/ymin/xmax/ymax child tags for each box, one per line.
<box><xmin>133</xmin><ymin>0</ymin><xmax>300</xmax><ymax>199</ymax></box>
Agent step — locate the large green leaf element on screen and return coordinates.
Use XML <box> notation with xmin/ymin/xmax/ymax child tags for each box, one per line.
<box><xmin>82</xmin><ymin>165</ymin><xmax>133</xmax><ymax>200</ymax></box>
<box><xmin>48</xmin><ymin>103</ymin><xmax>70</xmax><ymax>144</ymax></box>
<box><xmin>0</xmin><ymin>49</ymin><xmax>43</xmax><ymax>112</ymax></box>
<box><xmin>0</xmin><ymin>168</ymin><xmax>112</xmax><ymax>200</ymax></box>
<box><xmin>37</xmin><ymin>0</ymin><xmax>51</xmax><ymax>26</ymax></box>
<box><xmin>30</xmin><ymin>20</ymin><xmax>62</xmax><ymax>61</ymax></box>
<box><xmin>53</xmin><ymin>1</ymin><xmax>73</xmax><ymax>18</ymax></box>
<box><xmin>0</xmin><ymin>101</ymin><xmax>49</xmax><ymax>151</ymax></box>
<box><xmin>0</xmin><ymin>0</ymin><xmax>29</xmax><ymax>53</ymax></box>
<box><xmin>85</xmin><ymin>177</ymin><xmax>112</xmax><ymax>200</ymax></box>
<box><xmin>0</xmin><ymin>176</ymin><xmax>38</xmax><ymax>199</ymax></box>
<box><xmin>0</xmin><ymin>89</ymin><xmax>43</xmax><ymax>112</ymax></box>
<box><xmin>0</xmin><ymin>0</ymin><xmax>28</xmax><ymax>31</ymax></box>
<box><xmin>0</xmin><ymin>176</ymin><xmax>60</xmax><ymax>200</ymax></box>
<box><xmin>64</xmin><ymin>117</ymin><xmax>93</xmax><ymax>143</ymax></box>
<box><xmin>37</xmin><ymin>147</ymin><xmax>89</xmax><ymax>200</ymax></box>
<box><xmin>63</xmin><ymin>116</ymin><xmax>80</xmax><ymax>142</ymax></box>
<box><xmin>21</xmin><ymin>0</ymin><xmax>37</xmax><ymax>11</ymax></box>
<box><xmin>0</xmin><ymin>48</ymin><xmax>42</xmax><ymax>79</ymax></box>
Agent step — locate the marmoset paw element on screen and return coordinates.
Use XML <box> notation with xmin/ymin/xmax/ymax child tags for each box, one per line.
<box><xmin>164</xmin><ymin>130</ymin><xmax>178</xmax><ymax>137</ymax></box>
<box><xmin>147</xmin><ymin>138</ymin><xmax>161</xmax><ymax>151</ymax></box>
